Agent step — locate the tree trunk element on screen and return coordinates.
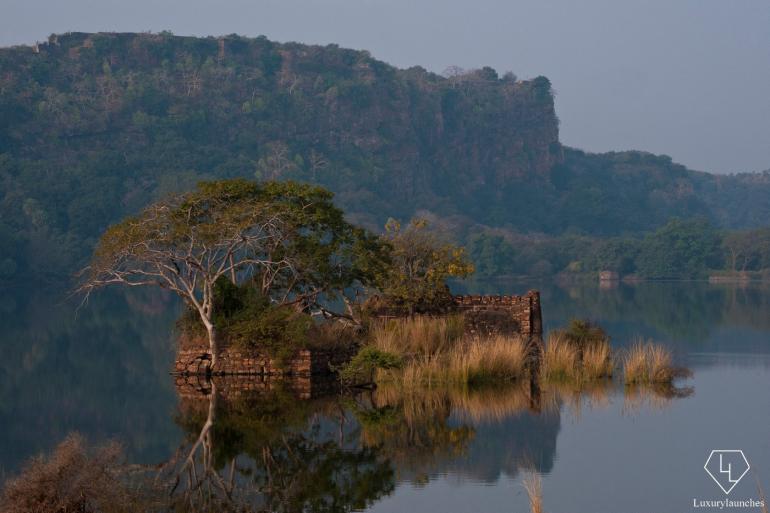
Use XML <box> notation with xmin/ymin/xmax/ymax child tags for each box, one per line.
<box><xmin>206</xmin><ymin>323</ymin><xmax>219</xmax><ymax>371</ymax></box>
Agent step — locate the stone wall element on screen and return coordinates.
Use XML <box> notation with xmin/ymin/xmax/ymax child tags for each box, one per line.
<box><xmin>452</xmin><ymin>290</ymin><xmax>542</xmax><ymax>338</ymax></box>
<box><xmin>174</xmin><ymin>341</ymin><xmax>356</xmax><ymax>377</ymax></box>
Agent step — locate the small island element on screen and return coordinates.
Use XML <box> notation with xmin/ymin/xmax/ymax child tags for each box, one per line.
<box><xmin>78</xmin><ymin>178</ymin><xmax>688</xmax><ymax>398</ymax></box>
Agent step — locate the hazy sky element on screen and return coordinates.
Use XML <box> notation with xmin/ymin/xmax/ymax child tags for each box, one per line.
<box><xmin>1</xmin><ymin>0</ymin><xmax>769</xmax><ymax>174</ymax></box>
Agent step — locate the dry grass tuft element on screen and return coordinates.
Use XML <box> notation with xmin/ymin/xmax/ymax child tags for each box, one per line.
<box><xmin>581</xmin><ymin>339</ymin><xmax>614</xmax><ymax>380</ymax></box>
<box><xmin>542</xmin><ymin>330</ymin><xmax>614</xmax><ymax>384</ymax></box>
<box><xmin>370</xmin><ymin>315</ymin><xmax>465</xmax><ymax>356</ymax></box>
<box><xmin>390</xmin><ymin>336</ymin><xmax>527</xmax><ymax>386</ymax></box>
<box><xmin>541</xmin><ymin>333</ymin><xmax>581</xmax><ymax>382</ymax></box>
<box><xmin>1</xmin><ymin>433</ymin><xmax>138</xmax><ymax>513</ymax></box>
<box><xmin>394</xmin><ymin>335</ymin><xmax>528</xmax><ymax>386</ymax></box>
<box><xmin>623</xmin><ymin>339</ymin><xmax>675</xmax><ymax>385</ymax></box>
<box><xmin>447</xmin><ymin>335</ymin><xmax>529</xmax><ymax>384</ymax></box>
<box><xmin>371</xmin><ymin>316</ymin><xmax>528</xmax><ymax>385</ymax></box>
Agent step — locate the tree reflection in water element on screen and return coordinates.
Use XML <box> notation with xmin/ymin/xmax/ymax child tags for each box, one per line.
<box><xmin>163</xmin><ymin>377</ymin><xmax>395</xmax><ymax>512</ymax></box>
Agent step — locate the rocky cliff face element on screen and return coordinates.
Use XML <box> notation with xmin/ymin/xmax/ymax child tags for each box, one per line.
<box><xmin>0</xmin><ymin>32</ymin><xmax>561</xmax><ymax>224</ymax></box>
<box><xmin>6</xmin><ymin>32</ymin><xmax>769</xmax><ymax>285</ymax></box>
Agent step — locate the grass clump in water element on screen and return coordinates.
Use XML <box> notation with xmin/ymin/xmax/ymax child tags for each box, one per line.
<box><xmin>542</xmin><ymin>331</ymin><xmax>613</xmax><ymax>383</ymax></box>
<box><xmin>541</xmin><ymin>333</ymin><xmax>581</xmax><ymax>382</ymax></box>
<box><xmin>622</xmin><ymin>339</ymin><xmax>677</xmax><ymax>384</ymax></box>
<box><xmin>581</xmin><ymin>338</ymin><xmax>614</xmax><ymax>379</ymax></box>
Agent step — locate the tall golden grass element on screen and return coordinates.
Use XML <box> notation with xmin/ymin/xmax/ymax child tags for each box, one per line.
<box><xmin>582</xmin><ymin>339</ymin><xmax>614</xmax><ymax>379</ymax></box>
<box><xmin>368</xmin><ymin>317</ymin><xmax>683</xmax><ymax>393</ymax></box>
<box><xmin>541</xmin><ymin>332</ymin><xmax>613</xmax><ymax>382</ymax></box>
<box><xmin>448</xmin><ymin>335</ymin><xmax>529</xmax><ymax>384</ymax></box>
<box><xmin>392</xmin><ymin>335</ymin><xmax>529</xmax><ymax>385</ymax></box>
<box><xmin>622</xmin><ymin>339</ymin><xmax>674</xmax><ymax>384</ymax></box>
<box><xmin>541</xmin><ymin>333</ymin><xmax>580</xmax><ymax>382</ymax></box>
<box><xmin>371</xmin><ymin>316</ymin><xmax>529</xmax><ymax>385</ymax></box>
<box><xmin>369</xmin><ymin>315</ymin><xmax>465</xmax><ymax>357</ymax></box>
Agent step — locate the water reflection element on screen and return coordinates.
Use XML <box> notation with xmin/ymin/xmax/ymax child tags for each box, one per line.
<box><xmin>457</xmin><ymin>279</ymin><xmax>770</xmax><ymax>348</ymax></box>
<box><xmin>148</xmin><ymin>376</ymin><xmax>691</xmax><ymax>511</ymax></box>
<box><xmin>0</xmin><ymin>287</ymin><xmax>182</xmax><ymax>476</ymax></box>
<box><xmin>1</xmin><ymin>369</ymin><xmax>695</xmax><ymax>512</ymax></box>
<box><xmin>4</xmin><ymin>280</ymin><xmax>769</xmax><ymax>512</ymax></box>
<box><xmin>168</xmin><ymin>377</ymin><xmax>395</xmax><ymax>512</ymax></box>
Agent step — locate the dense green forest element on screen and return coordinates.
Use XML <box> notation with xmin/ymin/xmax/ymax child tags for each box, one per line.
<box><xmin>1</xmin><ymin>31</ymin><xmax>769</xmax><ymax>285</ymax></box>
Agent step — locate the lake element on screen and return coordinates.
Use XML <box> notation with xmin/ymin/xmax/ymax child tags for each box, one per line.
<box><xmin>1</xmin><ymin>281</ymin><xmax>769</xmax><ymax>512</ymax></box>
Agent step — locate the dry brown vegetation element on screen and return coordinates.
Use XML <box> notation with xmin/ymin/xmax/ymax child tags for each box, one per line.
<box><xmin>622</xmin><ymin>339</ymin><xmax>675</xmax><ymax>384</ymax></box>
<box><xmin>0</xmin><ymin>434</ymin><xmax>139</xmax><ymax>513</ymax></box>
<box><xmin>582</xmin><ymin>339</ymin><xmax>614</xmax><ymax>379</ymax></box>
<box><xmin>364</xmin><ymin>317</ymin><xmax>685</xmax><ymax>394</ymax></box>
<box><xmin>369</xmin><ymin>315</ymin><xmax>465</xmax><ymax>357</ymax></box>
<box><xmin>541</xmin><ymin>332</ymin><xmax>613</xmax><ymax>383</ymax></box>
<box><xmin>541</xmin><ymin>333</ymin><xmax>581</xmax><ymax>382</ymax></box>
<box><xmin>370</xmin><ymin>316</ymin><xmax>530</xmax><ymax>385</ymax></box>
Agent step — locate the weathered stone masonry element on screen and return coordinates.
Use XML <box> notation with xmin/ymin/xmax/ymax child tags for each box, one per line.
<box><xmin>174</xmin><ymin>340</ymin><xmax>355</xmax><ymax>377</ymax></box>
<box><xmin>452</xmin><ymin>290</ymin><xmax>542</xmax><ymax>338</ymax></box>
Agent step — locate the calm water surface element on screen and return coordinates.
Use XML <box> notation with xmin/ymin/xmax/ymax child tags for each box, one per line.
<box><xmin>1</xmin><ymin>281</ymin><xmax>769</xmax><ymax>513</ymax></box>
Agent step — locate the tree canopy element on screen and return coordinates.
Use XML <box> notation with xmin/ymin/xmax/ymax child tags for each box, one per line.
<box><xmin>376</xmin><ymin>218</ymin><xmax>474</xmax><ymax>313</ymax></box>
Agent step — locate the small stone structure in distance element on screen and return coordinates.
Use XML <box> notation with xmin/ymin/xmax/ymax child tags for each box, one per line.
<box><xmin>174</xmin><ymin>290</ymin><xmax>543</xmax><ymax>376</ymax></box>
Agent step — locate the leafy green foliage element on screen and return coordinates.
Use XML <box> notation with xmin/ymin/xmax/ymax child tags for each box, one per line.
<box><xmin>460</xmin><ymin>219</ymin><xmax>730</xmax><ymax>280</ymax></box>
<box><xmin>721</xmin><ymin>227</ymin><xmax>770</xmax><ymax>272</ymax></box>
<box><xmin>561</xmin><ymin>319</ymin><xmax>609</xmax><ymax>347</ymax></box>
<box><xmin>227</xmin><ymin>305</ymin><xmax>312</xmax><ymax>364</ymax></box>
<box><xmin>377</xmin><ymin>219</ymin><xmax>474</xmax><ymax>313</ymax></box>
<box><xmin>339</xmin><ymin>347</ymin><xmax>402</xmax><ymax>385</ymax></box>
<box><xmin>467</xmin><ymin>233</ymin><xmax>516</xmax><ymax>279</ymax></box>
<box><xmin>0</xmin><ymin>32</ymin><xmax>560</xmax><ymax>287</ymax></box>
<box><xmin>87</xmin><ymin>178</ymin><xmax>388</xmax><ymax>316</ymax></box>
<box><xmin>177</xmin><ymin>277</ymin><xmax>313</xmax><ymax>364</ymax></box>
<box><xmin>635</xmin><ymin>219</ymin><xmax>721</xmax><ymax>279</ymax></box>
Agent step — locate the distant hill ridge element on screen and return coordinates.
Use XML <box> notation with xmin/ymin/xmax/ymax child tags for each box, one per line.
<box><xmin>0</xmin><ymin>32</ymin><xmax>768</xmax><ymax>283</ymax></box>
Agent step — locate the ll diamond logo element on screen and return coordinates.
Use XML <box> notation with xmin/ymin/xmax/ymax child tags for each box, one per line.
<box><xmin>704</xmin><ymin>450</ymin><xmax>750</xmax><ymax>495</ymax></box>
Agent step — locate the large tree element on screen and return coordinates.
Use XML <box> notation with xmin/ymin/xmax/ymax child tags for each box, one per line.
<box><xmin>79</xmin><ymin>179</ymin><xmax>388</xmax><ymax>368</ymax></box>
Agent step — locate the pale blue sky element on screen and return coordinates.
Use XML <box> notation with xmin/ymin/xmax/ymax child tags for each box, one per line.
<box><xmin>1</xmin><ymin>0</ymin><xmax>769</xmax><ymax>174</ymax></box>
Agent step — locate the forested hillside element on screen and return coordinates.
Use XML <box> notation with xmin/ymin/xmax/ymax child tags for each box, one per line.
<box><xmin>0</xmin><ymin>31</ymin><xmax>768</xmax><ymax>284</ymax></box>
